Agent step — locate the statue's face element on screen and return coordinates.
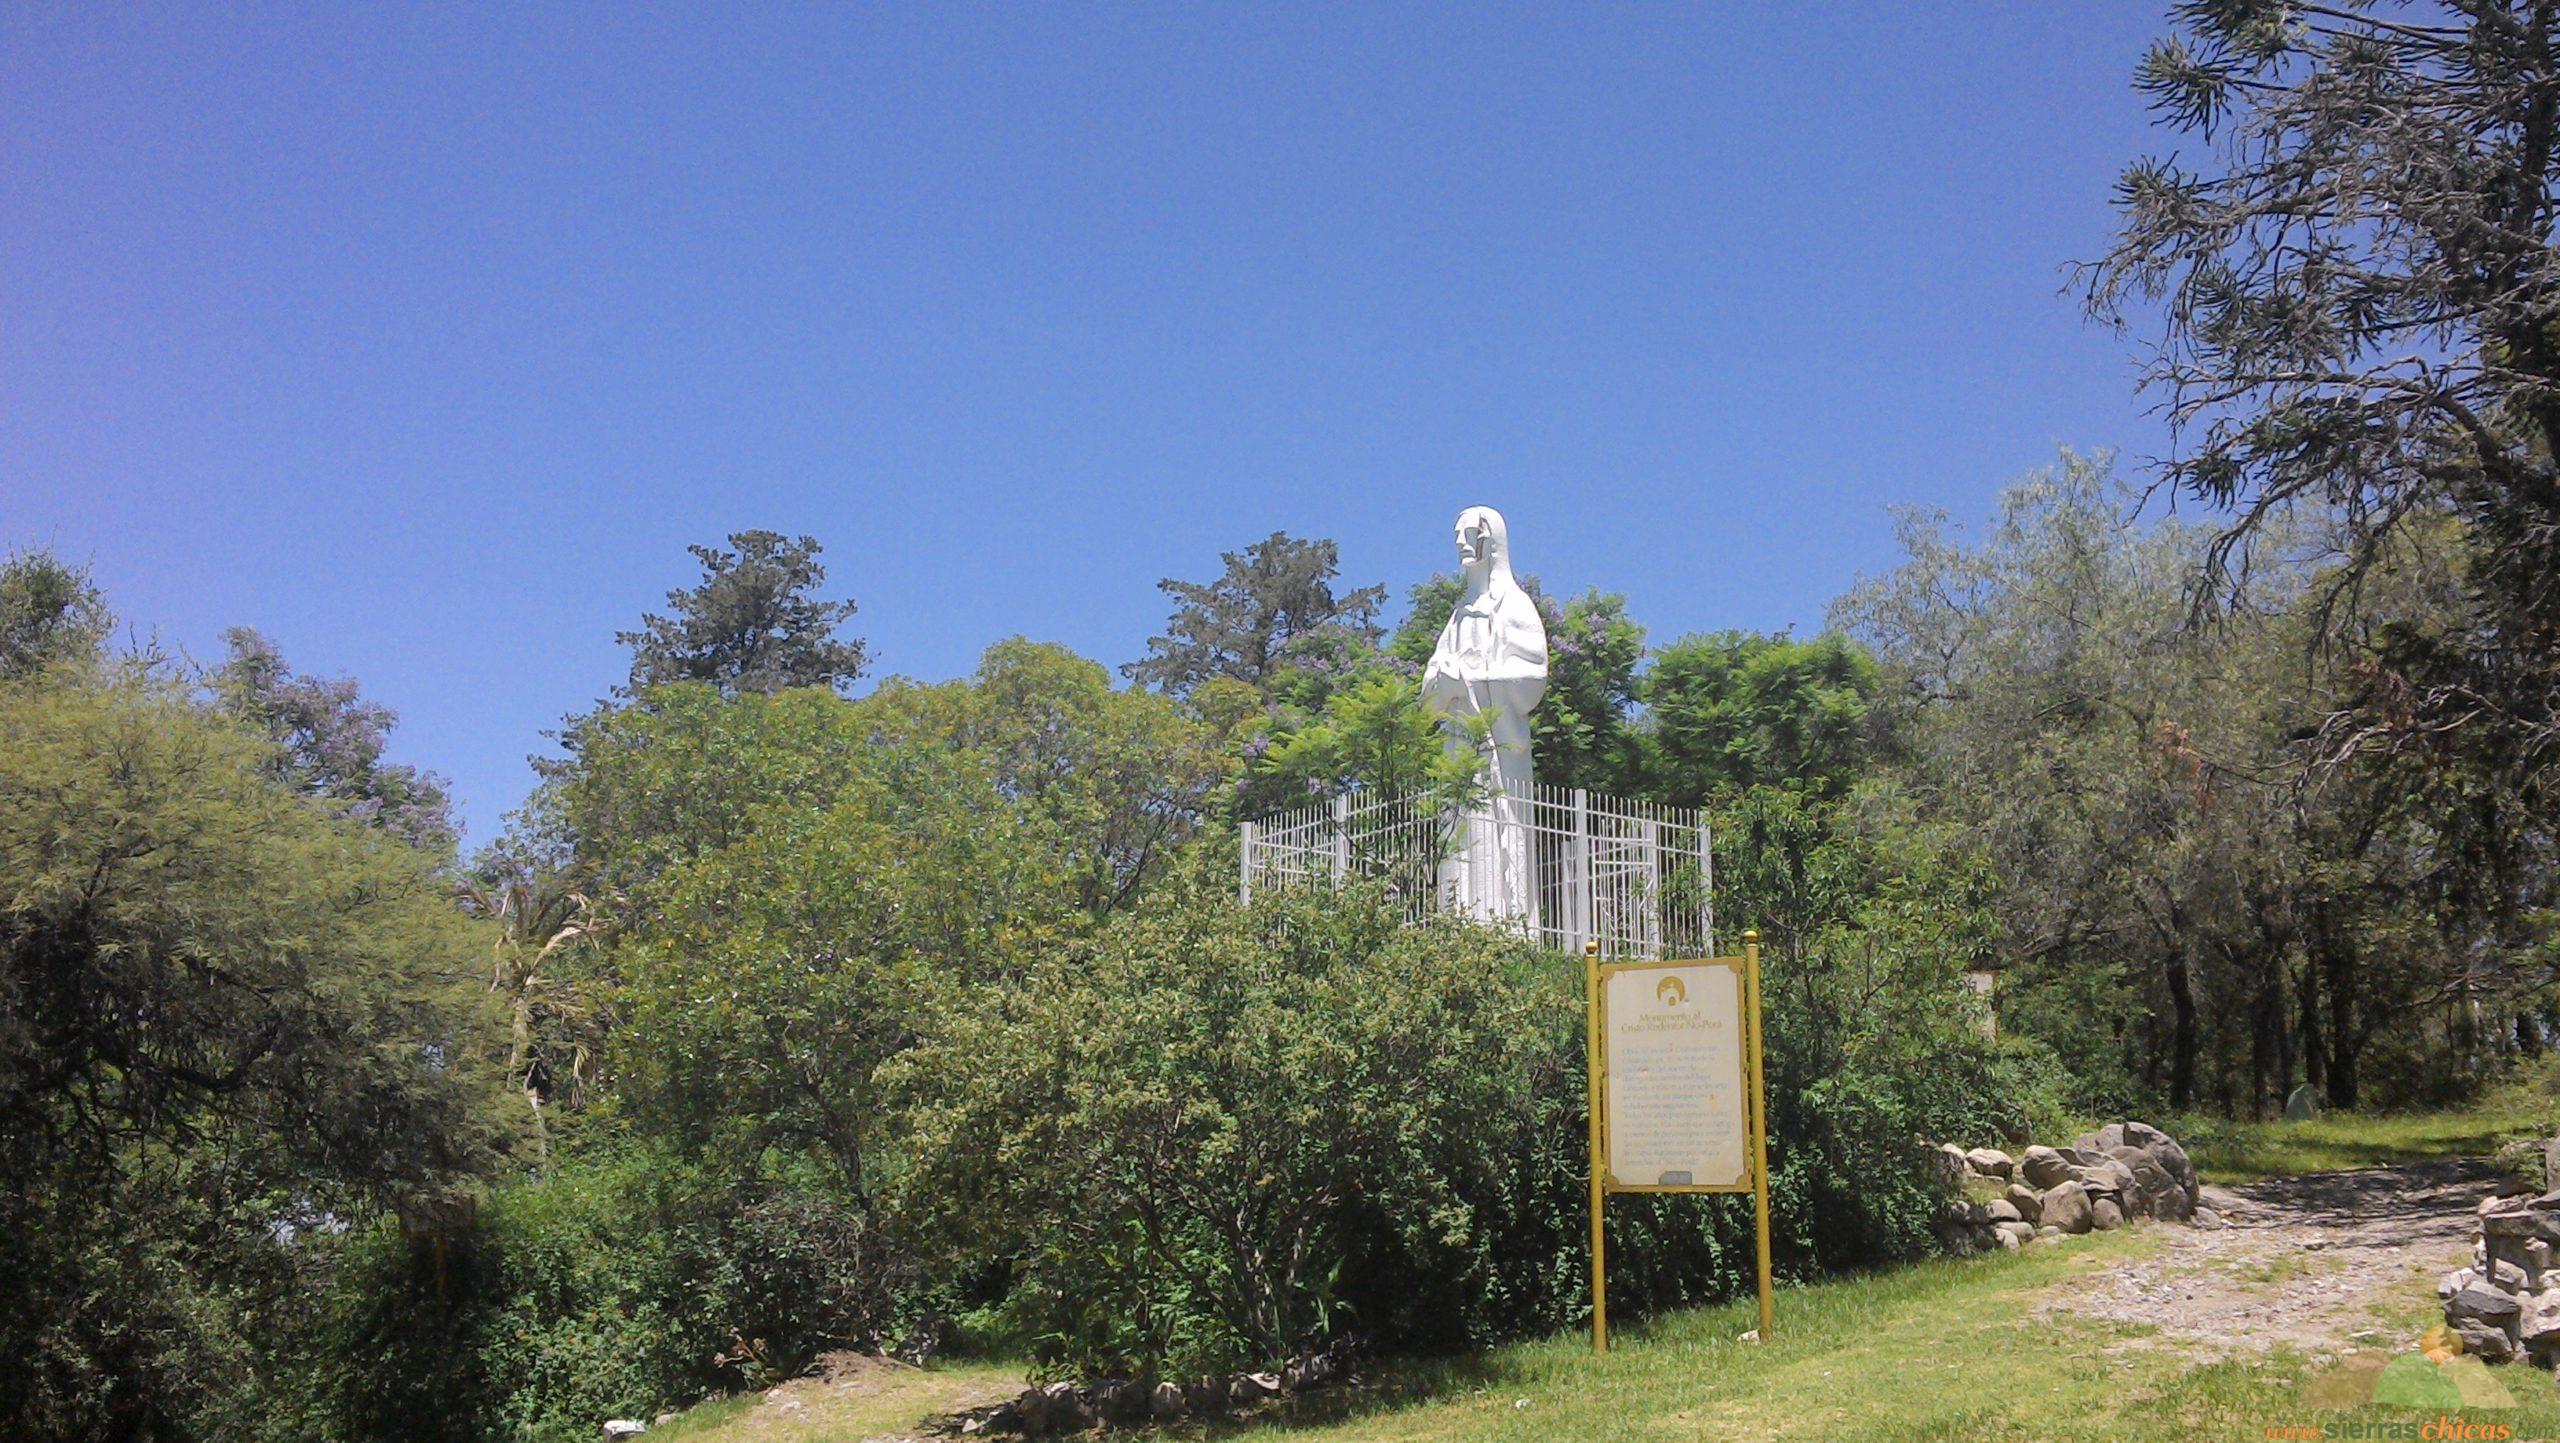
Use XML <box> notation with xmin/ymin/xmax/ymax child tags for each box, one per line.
<box><xmin>1455</xmin><ymin>514</ymin><xmax>1491</xmax><ymax>569</ymax></box>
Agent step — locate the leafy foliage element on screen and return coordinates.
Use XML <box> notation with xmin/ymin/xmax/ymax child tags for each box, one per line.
<box><xmin>211</xmin><ymin>627</ymin><xmax>459</xmax><ymax>854</ymax></box>
<box><xmin>886</xmin><ymin>878</ymin><xmax>1557</xmax><ymax>1379</ymax></box>
<box><xmin>2085</xmin><ymin>0</ymin><xmax>2560</xmax><ymax>801</ymax></box>
<box><xmin>0</xmin><ymin>548</ymin><xmax>110</xmax><ymax>678</ymax></box>
<box><xmin>1127</xmin><ymin>532</ymin><xmax>1386</xmax><ymax>696</ymax></box>
<box><xmin>1641</xmin><ymin>631</ymin><xmax>1881</xmax><ymax>805</ymax></box>
<box><xmin>618</xmin><ymin>531</ymin><xmax>868</xmax><ymax>699</ymax></box>
<box><xmin>0</xmin><ymin>671</ymin><xmax>501</xmax><ymax>1441</ymax></box>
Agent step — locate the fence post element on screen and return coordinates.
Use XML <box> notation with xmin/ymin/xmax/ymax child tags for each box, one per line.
<box><xmin>1572</xmin><ymin>788</ymin><xmax>1592</xmax><ymax>955</ymax></box>
<box><xmin>1239</xmin><ymin>820</ymin><xmax>1257</xmax><ymax>905</ymax></box>
<box><xmin>1643</xmin><ymin>818</ymin><xmax>1662</xmax><ymax>958</ymax></box>
<box><xmin>1698</xmin><ymin>821</ymin><xmax>1715</xmax><ymax>955</ymax></box>
<box><xmin>1332</xmin><ymin>794</ymin><xmax>1350</xmax><ymax>885</ymax></box>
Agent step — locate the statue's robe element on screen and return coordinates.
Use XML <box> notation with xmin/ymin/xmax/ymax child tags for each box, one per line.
<box><xmin>1420</xmin><ymin>575</ymin><xmax>1548</xmax><ymax>927</ymax></box>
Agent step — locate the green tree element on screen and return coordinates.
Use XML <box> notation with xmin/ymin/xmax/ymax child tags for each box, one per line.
<box><xmin>211</xmin><ymin>628</ymin><xmax>459</xmax><ymax>854</ymax></box>
<box><xmin>1127</xmin><ymin>532</ymin><xmax>1385</xmax><ymax>696</ymax></box>
<box><xmin>1641</xmin><ymin>631</ymin><xmax>1881</xmax><ymax>806</ymax></box>
<box><xmin>0</xmin><ymin>671</ymin><xmax>502</xmax><ymax>1442</ymax></box>
<box><xmin>2087</xmin><ymin>0</ymin><xmax>2560</xmax><ymax>795</ymax></box>
<box><xmin>0</xmin><ymin>548</ymin><xmax>110</xmax><ymax>678</ymax></box>
<box><xmin>618</xmin><ymin>757</ymin><xmax>1071</xmax><ymax>1204</ymax></box>
<box><xmin>618</xmin><ymin>531</ymin><xmax>867</xmax><ymax>698</ymax></box>
<box><xmin>859</xmin><ymin>640</ymin><xmax>1227</xmax><ymax>915</ymax></box>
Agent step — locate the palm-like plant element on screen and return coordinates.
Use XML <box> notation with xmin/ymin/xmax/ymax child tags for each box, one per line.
<box><xmin>458</xmin><ymin>868</ymin><xmax>607</xmax><ymax>1167</ymax></box>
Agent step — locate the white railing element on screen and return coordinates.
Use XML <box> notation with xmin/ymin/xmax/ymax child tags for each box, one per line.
<box><xmin>1239</xmin><ymin>784</ymin><xmax>1713</xmax><ymax>960</ymax></box>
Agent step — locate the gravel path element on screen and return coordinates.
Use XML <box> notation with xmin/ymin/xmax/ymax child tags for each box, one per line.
<box><xmin>2042</xmin><ymin>1158</ymin><xmax>2502</xmax><ymax>1357</ymax></box>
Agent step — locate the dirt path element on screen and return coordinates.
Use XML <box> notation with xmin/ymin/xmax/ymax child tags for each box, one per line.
<box><xmin>2042</xmin><ymin>1158</ymin><xmax>2501</xmax><ymax>1358</ymax></box>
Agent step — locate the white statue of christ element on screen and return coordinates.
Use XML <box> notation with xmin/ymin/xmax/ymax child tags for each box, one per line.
<box><xmin>1419</xmin><ymin>506</ymin><xmax>1548</xmax><ymax>927</ymax></box>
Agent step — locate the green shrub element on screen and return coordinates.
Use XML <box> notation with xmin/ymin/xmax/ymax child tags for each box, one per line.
<box><xmin>884</xmin><ymin>840</ymin><xmax>2040</xmax><ymax>1382</ymax></box>
<box><xmin>309</xmin><ymin>1149</ymin><xmax>901</xmax><ymax>1443</ymax></box>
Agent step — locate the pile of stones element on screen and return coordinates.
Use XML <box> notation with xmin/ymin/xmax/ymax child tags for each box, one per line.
<box><xmin>935</xmin><ymin>1343</ymin><xmax>1353</xmax><ymax>1437</ymax></box>
<box><xmin>2440</xmin><ymin>1186</ymin><xmax>2560</xmax><ymax>1365</ymax></box>
<box><xmin>1932</xmin><ymin>1121</ymin><xmax>2210</xmax><ymax>1254</ymax></box>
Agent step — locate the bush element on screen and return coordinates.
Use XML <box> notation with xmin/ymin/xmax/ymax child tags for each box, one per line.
<box><xmin>884</xmin><ymin>837</ymin><xmax>2042</xmax><ymax>1383</ymax></box>
<box><xmin>309</xmin><ymin>1149</ymin><xmax>902</xmax><ymax>1443</ymax></box>
<box><xmin>885</xmin><ymin>879</ymin><xmax>1557</xmax><ymax>1381</ymax></box>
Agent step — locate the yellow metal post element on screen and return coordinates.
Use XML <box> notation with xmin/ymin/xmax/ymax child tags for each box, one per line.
<box><xmin>1744</xmin><ymin>929</ymin><xmax>1774</xmax><ymax>1338</ymax></box>
<box><xmin>1584</xmin><ymin>940</ymin><xmax>1607</xmax><ymax>1353</ymax></box>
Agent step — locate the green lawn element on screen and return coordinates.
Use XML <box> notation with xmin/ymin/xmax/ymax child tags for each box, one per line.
<box><xmin>2170</xmin><ymin>1097</ymin><xmax>2559</xmax><ymax>1185</ymax></box>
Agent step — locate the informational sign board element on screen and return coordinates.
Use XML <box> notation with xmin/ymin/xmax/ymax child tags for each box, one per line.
<box><xmin>1585</xmin><ymin>934</ymin><xmax>1772</xmax><ymax>1352</ymax></box>
<box><xmin>1602</xmin><ymin>960</ymin><xmax>1749</xmax><ymax>1191</ymax></box>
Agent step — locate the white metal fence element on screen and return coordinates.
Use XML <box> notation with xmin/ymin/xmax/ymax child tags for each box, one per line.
<box><xmin>1240</xmin><ymin>784</ymin><xmax>1714</xmax><ymax>959</ymax></box>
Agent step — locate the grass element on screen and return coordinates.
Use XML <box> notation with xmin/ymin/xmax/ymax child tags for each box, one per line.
<box><xmin>658</xmin><ymin>1225</ymin><xmax>2560</xmax><ymax>1443</ymax></box>
<box><xmin>2170</xmin><ymin>1093</ymin><xmax>2558</xmax><ymax>1185</ymax></box>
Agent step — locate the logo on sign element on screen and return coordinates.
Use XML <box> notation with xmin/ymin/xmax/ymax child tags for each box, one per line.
<box><xmin>1656</xmin><ymin>975</ymin><xmax>1687</xmax><ymax>1006</ymax></box>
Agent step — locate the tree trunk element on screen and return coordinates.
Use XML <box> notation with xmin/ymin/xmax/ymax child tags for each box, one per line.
<box><xmin>2167</xmin><ymin>952</ymin><xmax>2199</xmax><ymax>1111</ymax></box>
<box><xmin>2319</xmin><ymin>924</ymin><xmax>2358</xmax><ymax>1110</ymax></box>
<box><xmin>2298</xmin><ymin>959</ymin><xmax>2325</xmax><ymax>1093</ymax></box>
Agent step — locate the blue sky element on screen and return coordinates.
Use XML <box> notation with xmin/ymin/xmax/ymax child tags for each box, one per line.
<box><xmin>3</xmin><ymin>4</ymin><xmax>2178</xmax><ymax>846</ymax></box>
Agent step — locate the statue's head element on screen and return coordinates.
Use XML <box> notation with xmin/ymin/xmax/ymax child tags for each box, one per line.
<box><xmin>1454</xmin><ymin>506</ymin><xmax>1511</xmax><ymax>583</ymax></box>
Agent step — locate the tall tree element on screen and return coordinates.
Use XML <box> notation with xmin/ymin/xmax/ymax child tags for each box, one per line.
<box><xmin>209</xmin><ymin>628</ymin><xmax>458</xmax><ymax>855</ymax></box>
<box><xmin>1127</xmin><ymin>532</ymin><xmax>1385</xmax><ymax>696</ymax></box>
<box><xmin>0</xmin><ymin>548</ymin><xmax>109</xmax><ymax>679</ymax></box>
<box><xmin>619</xmin><ymin>531</ymin><xmax>868</xmax><ymax>698</ymax></box>
<box><xmin>1641</xmin><ymin>631</ymin><xmax>1882</xmax><ymax>807</ymax></box>
<box><xmin>2085</xmin><ymin>0</ymin><xmax>2560</xmax><ymax>793</ymax></box>
<box><xmin>0</xmin><ymin>672</ymin><xmax>499</xmax><ymax>1441</ymax></box>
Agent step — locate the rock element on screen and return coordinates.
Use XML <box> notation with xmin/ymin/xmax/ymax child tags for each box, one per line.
<box><xmin>2192</xmin><ymin>1207</ymin><xmax>2223</xmax><ymax>1229</ymax></box>
<box><xmin>2036</xmin><ymin>1224</ymin><xmax>2061</xmax><ymax>1238</ymax></box>
<box><xmin>2004</xmin><ymin>1183</ymin><xmax>2043</xmax><ymax>1224</ymax></box>
<box><xmin>1183</xmin><ymin>1377</ymin><xmax>1226</xmax><ymax>1415</ymax></box>
<box><xmin>2042</xmin><ymin>1180</ymin><xmax>2094</xmax><ymax>1235</ymax></box>
<box><xmin>1283</xmin><ymin>1352</ymin><xmax>1339</xmax><ymax>1391</ymax></box>
<box><xmin>2443</xmin><ymin>1267</ymin><xmax>2480</xmax><ymax>1301</ymax></box>
<box><xmin>1991</xmin><ymin>1225</ymin><xmax>2023</xmax><ymax>1251</ymax></box>
<box><xmin>2144</xmin><ymin>1134</ymin><xmax>2201</xmax><ymax>1206</ymax></box>
<box><xmin>1993</xmin><ymin>1220</ymin><xmax>2035</xmax><ymax>1249</ymax></box>
<box><xmin>1090</xmin><ymin>1380</ymin><xmax>1147</xmax><ymax>1424</ymax></box>
<box><xmin>1965</xmin><ymin>1148</ymin><xmax>2015</xmax><ymax>1183</ymax></box>
<box><xmin>2119</xmin><ymin>1120</ymin><xmax>2171</xmax><ymax>1151</ymax></box>
<box><xmin>2079</xmin><ymin>1123</ymin><xmax>2129</xmax><ymax>1156</ymax></box>
<box><xmin>1984</xmin><ymin>1199</ymin><xmax>2022</xmax><ymax>1225</ymax></box>
<box><xmin>2108</xmin><ymin>1146</ymin><xmax>2184</xmax><ymax>1220</ymax></box>
<box><xmin>1929</xmin><ymin>1143</ymin><xmax>1970</xmax><ymax>1186</ymax></box>
<box><xmin>2523</xmin><ymin>1292</ymin><xmax>2560</xmax><ymax>1352</ymax></box>
<box><xmin>2478</xmin><ymin>1193</ymin><xmax>2560</xmax><ymax>1241</ymax></box>
<box><xmin>2284</xmin><ymin>1084</ymin><xmax>2322</xmax><ymax>1120</ymax></box>
<box><xmin>1149</xmin><ymin>1382</ymin><xmax>1187</xmax><ymax>1421</ymax></box>
<box><xmin>2489</xmin><ymin>1257</ymin><xmax>2531</xmax><ymax>1291</ymax></box>
<box><xmin>2447</xmin><ymin>1282</ymin><xmax>2523</xmax><ymax>1363</ymax></box>
<box><xmin>2457</xmin><ymin>1319</ymin><xmax>2519</xmax><ymax>1363</ymax></box>
<box><xmin>652</xmin><ymin>1417</ymin><xmax>676</xmax><ymax>1430</ymax></box>
<box><xmin>2091</xmin><ymin>1197</ymin><xmax>2125</xmax><ymax>1231</ymax></box>
<box><xmin>2082</xmin><ymin>1158</ymin><xmax>2137</xmax><ymax>1200</ymax></box>
<box><xmin>1025</xmin><ymin>1382</ymin><xmax>1095</xmax><ymax>1435</ymax></box>
<box><xmin>1229</xmin><ymin>1372</ymin><xmax>1281</xmax><ymax>1405</ymax></box>
<box><xmin>603</xmin><ymin>1424</ymin><xmax>648</xmax><ymax>1441</ymax></box>
<box><xmin>2543</xmin><ymin>1135</ymin><xmax>2560</xmax><ymax>1190</ymax></box>
<box><xmin>2020</xmin><ymin>1145</ymin><xmax>2073</xmax><ymax>1189</ymax></box>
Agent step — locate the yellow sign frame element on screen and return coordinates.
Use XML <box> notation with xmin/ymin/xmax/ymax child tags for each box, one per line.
<box><xmin>1584</xmin><ymin>930</ymin><xmax>1773</xmax><ymax>1352</ymax></box>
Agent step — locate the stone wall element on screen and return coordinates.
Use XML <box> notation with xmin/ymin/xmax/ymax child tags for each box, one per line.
<box><xmin>2441</xmin><ymin>1187</ymin><xmax>2560</xmax><ymax>1365</ymax></box>
<box><xmin>1932</xmin><ymin>1121</ymin><xmax>2211</xmax><ymax>1253</ymax></box>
